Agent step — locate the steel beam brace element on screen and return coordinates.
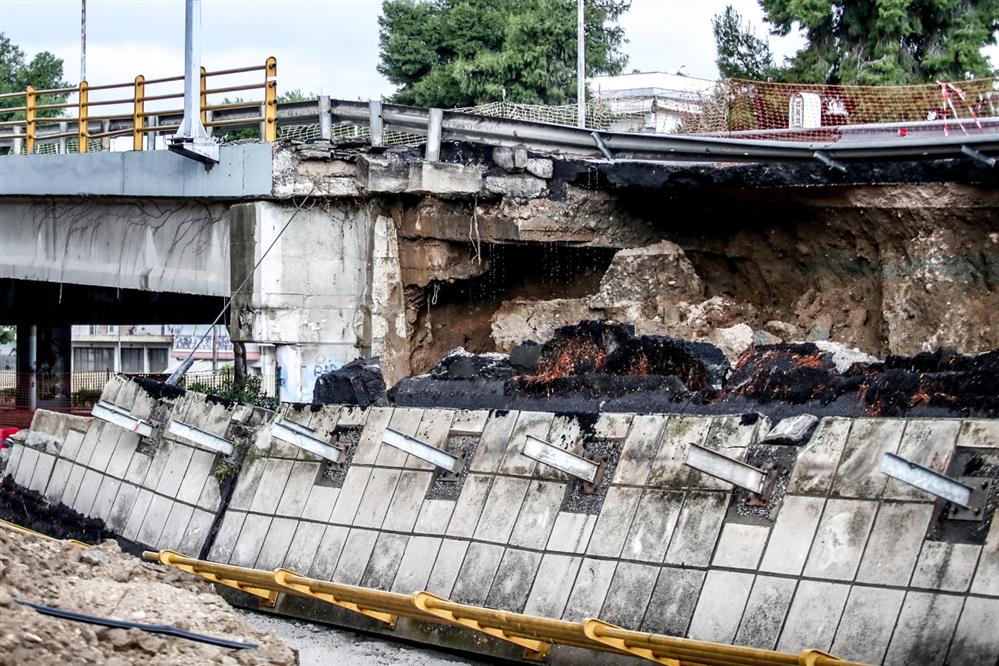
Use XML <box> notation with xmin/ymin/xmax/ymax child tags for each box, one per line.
<box><xmin>814</xmin><ymin>150</ymin><xmax>847</xmax><ymax>173</ymax></box>
<box><xmin>961</xmin><ymin>144</ymin><xmax>997</xmax><ymax>167</ymax></box>
<box><xmin>166</xmin><ymin>418</ymin><xmax>234</xmax><ymax>456</ymax></box>
<box><xmin>684</xmin><ymin>443</ymin><xmax>767</xmax><ymax>494</ymax></box>
<box><xmin>521</xmin><ymin>435</ymin><xmax>599</xmax><ymax>483</ymax></box>
<box><xmin>91</xmin><ymin>401</ymin><xmax>153</xmax><ymax>438</ymax></box>
<box><xmin>880</xmin><ymin>452</ymin><xmax>984</xmax><ymax>513</ymax></box>
<box><xmin>382</xmin><ymin>428</ymin><xmax>462</xmax><ymax>474</ymax></box>
<box><xmin>271</xmin><ymin>418</ymin><xmax>343</xmax><ymax>463</ymax></box>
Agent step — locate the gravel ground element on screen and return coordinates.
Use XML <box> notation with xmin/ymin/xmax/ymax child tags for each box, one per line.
<box><xmin>237</xmin><ymin>610</ymin><xmax>492</xmax><ymax>666</ymax></box>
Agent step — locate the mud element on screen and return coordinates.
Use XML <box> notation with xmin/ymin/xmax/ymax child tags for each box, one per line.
<box><xmin>0</xmin><ymin>476</ymin><xmax>120</xmax><ymax>547</ymax></box>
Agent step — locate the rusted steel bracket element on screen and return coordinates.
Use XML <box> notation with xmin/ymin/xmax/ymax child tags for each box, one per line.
<box><xmin>157</xmin><ymin>550</ymin><xmax>278</xmax><ymax>607</ymax></box>
<box><xmin>582</xmin><ymin>619</ymin><xmax>680</xmax><ymax>665</ymax></box>
<box><xmin>273</xmin><ymin>569</ymin><xmax>396</xmax><ymax>628</ymax></box>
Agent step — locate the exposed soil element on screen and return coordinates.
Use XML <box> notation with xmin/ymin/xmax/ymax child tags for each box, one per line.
<box><xmin>0</xmin><ymin>526</ymin><xmax>296</xmax><ymax>665</ymax></box>
<box><xmin>0</xmin><ymin>476</ymin><xmax>118</xmax><ymax>546</ymax></box>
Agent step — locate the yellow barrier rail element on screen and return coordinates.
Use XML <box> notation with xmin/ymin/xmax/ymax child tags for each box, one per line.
<box><xmin>144</xmin><ymin>549</ymin><xmax>870</xmax><ymax>666</ymax></box>
<box><xmin>0</xmin><ymin>57</ymin><xmax>277</xmax><ymax>154</ymax></box>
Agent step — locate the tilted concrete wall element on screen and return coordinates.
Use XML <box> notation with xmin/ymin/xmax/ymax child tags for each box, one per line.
<box><xmin>5</xmin><ymin>379</ymin><xmax>998</xmax><ymax>665</ymax></box>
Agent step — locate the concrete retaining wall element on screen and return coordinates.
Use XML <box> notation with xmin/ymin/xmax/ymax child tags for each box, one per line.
<box><xmin>5</xmin><ymin>378</ymin><xmax>998</xmax><ymax>665</ymax></box>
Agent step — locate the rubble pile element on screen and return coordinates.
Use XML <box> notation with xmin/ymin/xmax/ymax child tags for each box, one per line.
<box><xmin>312</xmin><ymin>357</ymin><xmax>388</xmax><ymax>407</ymax></box>
<box><xmin>392</xmin><ymin>321</ymin><xmax>999</xmax><ymax>417</ymax></box>
<box><xmin>0</xmin><ymin>528</ymin><xmax>297</xmax><ymax>665</ymax></box>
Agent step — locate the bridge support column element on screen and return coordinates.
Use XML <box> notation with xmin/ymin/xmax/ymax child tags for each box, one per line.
<box><xmin>15</xmin><ymin>324</ymin><xmax>72</xmax><ymax>412</ymax></box>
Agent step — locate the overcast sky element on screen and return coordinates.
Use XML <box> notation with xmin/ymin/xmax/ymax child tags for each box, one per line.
<box><xmin>1</xmin><ymin>0</ymin><xmax>996</xmax><ymax>100</ymax></box>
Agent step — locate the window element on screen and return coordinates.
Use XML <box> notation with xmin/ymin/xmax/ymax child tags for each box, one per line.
<box><xmin>73</xmin><ymin>347</ymin><xmax>114</xmax><ymax>372</ymax></box>
<box><xmin>147</xmin><ymin>348</ymin><xmax>169</xmax><ymax>373</ymax></box>
<box><xmin>121</xmin><ymin>348</ymin><xmax>144</xmax><ymax>373</ymax></box>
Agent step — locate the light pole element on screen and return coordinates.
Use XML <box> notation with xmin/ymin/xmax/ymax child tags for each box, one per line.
<box><xmin>576</xmin><ymin>0</ymin><xmax>585</xmax><ymax>128</ymax></box>
<box><xmin>80</xmin><ymin>0</ymin><xmax>86</xmax><ymax>83</ymax></box>
<box><xmin>170</xmin><ymin>0</ymin><xmax>219</xmax><ymax>164</ymax></box>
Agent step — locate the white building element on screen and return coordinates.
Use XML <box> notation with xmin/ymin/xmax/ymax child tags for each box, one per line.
<box><xmin>588</xmin><ymin>71</ymin><xmax>717</xmax><ymax>133</ymax></box>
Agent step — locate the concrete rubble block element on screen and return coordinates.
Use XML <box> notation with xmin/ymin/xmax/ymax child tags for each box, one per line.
<box><xmin>911</xmin><ymin>541</ymin><xmax>982</xmax><ymax>592</ymax></box>
<box><xmin>509</xmin><ymin>480</ymin><xmax>568</xmax><ymax>549</ymax></box>
<box><xmin>177</xmin><ymin>509</ymin><xmax>215</xmax><ymax>557</ymax></box>
<box><xmin>485</xmin><ymin>549</ymin><xmax>543</xmax><ymax>612</ymax></box>
<box><xmin>522</xmin><ymin>554</ymin><xmax>582</xmax><ymax>618</ymax></box>
<box><xmin>72</xmin><ymin>469</ymin><xmax>103</xmax><ymax>517</ymax></box>
<box><xmin>474</xmin><ymin>477</ymin><xmax>532</xmax><ymax>544</ymax></box>
<box><xmin>947</xmin><ymin>596</ymin><xmax>999</xmax><ymax>665</ymax></box>
<box><xmin>759</xmin><ymin>495</ymin><xmax>825</xmax><ymax>575</ymax></box>
<box><xmin>803</xmin><ymin>498</ymin><xmax>878</xmax><ymax>581</ymax></box>
<box><xmin>498</xmin><ymin>411</ymin><xmax>556</xmax><ymax>476</ymax></box>
<box><xmin>763</xmin><ymin>414</ymin><xmax>820</xmax><ymax>446</ymax></box>
<box><xmin>971</xmin><ymin>518</ymin><xmax>999</xmax><ymax>596</ymax></box>
<box><xmin>734</xmin><ymin>576</ymin><xmax>797</xmax><ymax>649</ymax></box>
<box><xmin>408</xmin><ymin>409</ymin><xmax>456</xmax><ymax>471</ymax></box>
<box><xmin>664</xmin><ymin>491</ymin><xmax>729</xmax><ymax>567</ymax></box>
<box><xmin>425</xmin><ymin>539</ymin><xmax>470</xmax><ymax>598</ymax></box>
<box><xmin>88</xmin><ymin>475</ymin><xmax>121</xmax><ymax>522</ymax></box>
<box><xmin>154</xmin><ymin>444</ymin><xmax>196</xmax><ymax>499</ymax></box>
<box><xmin>281</xmin><ymin>521</ymin><xmax>326</xmax><ymax>574</ymax></box>
<box><xmin>620</xmin><ymin>489</ymin><xmax>682</xmax><ymax>563</ymax></box>
<box><xmin>883</xmin><ymin>591</ymin><xmax>964</xmax><ymax>666</ymax></box>
<box><xmin>307</xmin><ymin>525</ymin><xmax>350</xmax><ymax>581</ymax></box>
<box><xmin>708</xmin><ymin>323</ymin><xmax>755</xmax><ymax>363</ymax></box>
<box><xmin>445</xmin><ymin>473</ymin><xmax>493</xmax><ymax>538</ymax></box>
<box><xmin>136</xmin><ymin>494</ymin><xmax>173</xmax><ymax>547</ymax></box>
<box><xmin>105</xmin><ymin>483</ymin><xmax>139</xmax><ymax>534</ymax></box>
<box><xmin>830</xmin><ymin>586</ymin><xmax>905</xmax><ymax>664</ymax></box>
<box><xmin>687</xmin><ymin>570</ymin><xmax>755</xmax><ymax>643</ymax></box>
<box><xmin>469</xmin><ymin>410</ymin><xmax>519</xmax><ymax>473</ymax></box>
<box><xmin>247</xmin><ymin>458</ymin><xmax>295</xmax><ymax>515</ymax></box>
<box><xmin>484</xmin><ymin>174</ymin><xmax>547</xmax><ymax>199</ymax></box>
<box><xmin>206</xmin><ymin>511</ymin><xmax>246</xmax><ymax>564</ymax></box>
<box><xmin>594</xmin><ymin>413</ymin><xmax>633</xmax><ymax>441</ymax></box>
<box><xmin>382</xmin><ymin>470</ymin><xmax>434</xmax><ymax>532</ymax></box>
<box><xmin>27</xmin><ymin>451</ymin><xmax>55</xmax><ymax>494</ymax></box>
<box><xmin>254</xmin><ymin>517</ymin><xmax>298</xmax><ymax>570</ymax></box>
<box><xmin>356</xmin><ymin>154</ymin><xmax>411</xmax><ymax>193</ymax></box>
<box><xmin>612</xmin><ymin>414</ymin><xmax>667</xmax><ymax>486</ymax></box>
<box><xmin>776</xmin><ymin>580</ymin><xmax>850</xmax><ymax>653</ymax></box>
<box><xmin>639</xmin><ymin>566</ymin><xmax>705</xmax><ymax>636</ymax></box>
<box><xmin>231</xmin><ymin>514</ymin><xmax>274</xmax><ymax>567</ymax></box>
<box><xmin>711</xmin><ymin>521</ymin><xmax>771</xmax><ymax>570</ymax></box>
<box><xmin>586</xmin><ymin>486</ymin><xmax>643</xmax><ymax>558</ymax></box>
<box><xmin>156</xmin><ymin>502</ymin><xmax>195</xmax><ymax>552</ymax></box>
<box><xmin>301</xmin><ymin>485</ymin><xmax>339</xmax><ymax>524</ymax></box>
<box><xmin>957</xmin><ymin>419</ymin><xmax>999</xmax><ymax>448</ymax></box>
<box><xmin>59</xmin><ymin>464</ymin><xmax>87</xmax><ymax>508</ymax></box>
<box><xmin>599</xmin><ymin>562</ymin><xmax>660</xmax><ymax>629</ymax></box>
<box><xmin>332</xmin><ymin>528</ymin><xmax>380</xmax><ymax>585</ymax></box>
<box><xmin>831</xmin><ymin>418</ymin><xmax>905</xmax><ymax>499</ymax></box>
<box><xmin>273</xmin><ymin>460</ymin><xmax>320</xmax><ymax>518</ymax></box>
<box><xmin>491</xmin><ymin>298</ymin><xmax>592</xmax><ymax>353</ymax></box>
<box><xmin>786</xmin><ymin>417</ymin><xmax>852</xmax><ymax>494</ymax></box>
<box><xmin>351</xmin><ymin>407</ymin><xmax>394</xmax><ymax>466</ymax></box>
<box><xmin>647</xmin><ymin>415</ymin><xmax>712</xmax><ymax>489</ymax></box>
<box><xmin>391</xmin><ymin>536</ymin><xmax>442</xmax><ymax>594</ymax></box>
<box><xmin>361</xmin><ymin>532</ymin><xmax>410</xmax><ymax>590</ymax></box>
<box><xmin>411</xmin><ymin>161</ymin><xmax>484</xmax><ymax>195</ymax></box>
<box><xmin>856</xmin><ymin>502</ymin><xmax>934</xmax><ymax>585</ymax></box>
<box><xmin>43</xmin><ymin>459</ymin><xmax>73</xmax><ymax>505</ymax></box>
<box><xmin>546</xmin><ymin>511</ymin><xmax>597</xmax><ymax>554</ymax></box>
<box><xmin>450</xmin><ymin>542</ymin><xmax>505</xmax><ymax>605</ymax></box>
<box><xmin>449</xmin><ymin>410</ymin><xmax>490</xmax><ymax>436</ymax></box>
<box><xmin>562</xmin><ymin>558</ymin><xmax>618</xmax><ymax>621</ymax></box>
<box><xmin>328</xmin><ymin>466</ymin><xmax>372</xmax><ymax>525</ymax></box>
<box><xmin>104</xmin><ymin>431</ymin><xmax>139</xmax><ymax>479</ymax></box>
<box><xmin>59</xmin><ymin>427</ymin><xmax>87</xmax><ymax>462</ymax></box>
<box><xmin>525</xmin><ymin>158</ymin><xmax>553</xmax><ymax>179</ymax></box>
<box><xmin>352</xmin><ymin>468</ymin><xmax>401</xmax><ymax>529</ymax></box>
<box><xmin>413</xmin><ymin>498</ymin><xmax>455</xmax><ymax>535</ymax></box>
<box><xmin>121</xmin><ymin>488</ymin><xmax>154</xmax><ymax>542</ymax></box>
<box><xmin>376</xmin><ymin>408</ymin><xmax>425</xmax><ymax>467</ymax></box>
<box><xmin>492</xmin><ymin>145</ymin><xmax>528</xmax><ymax>172</ymax></box>
<box><xmin>885</xmin><ymin>419</ymin><xmax>961</xmax><ymax>500</ymax></box>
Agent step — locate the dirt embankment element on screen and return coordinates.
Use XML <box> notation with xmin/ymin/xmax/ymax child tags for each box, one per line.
<box><xmin>0</xmin><ymin>527</ymin><xmax>297</xmax><ymax>665</ymax></box>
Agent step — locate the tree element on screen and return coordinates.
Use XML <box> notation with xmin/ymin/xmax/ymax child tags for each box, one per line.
<box><xmin>0</xmin><ymin>327</ymin><xmax>13</xmax><ymax>345</ymax></box>
<box><xmin>712</xmin><ymin>6</ymin><xmax>777</xmax><ymax>79</ymax></box>
<box><xmin>713</xmin><ymin>1</ymin><xmax>998</xmax><ymax>84</ymax></box>
<box><xmin>378</xmin><ymin>0</ymin><xmax>630</xmax><ymax>108</ymax></box>
<box><xmin>0</xmin><ymin>33</ymin><xmax>69</xmax><ymax>122</ymax></box>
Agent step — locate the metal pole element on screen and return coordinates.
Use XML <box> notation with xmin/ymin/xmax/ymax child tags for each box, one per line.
<box><xmin>170</xmin><ymin>0</ymin><xmax>217</xmax><ymax>163</ymax></box>
<box><xmin>576</xmin><ymin>0</ymin><xmax>585</xmax><ymax>128</ymax></box>
<box><xmin>80</xmin><ymin>0</ymin><xmax>86</xmax><ymax>83</ymax></box>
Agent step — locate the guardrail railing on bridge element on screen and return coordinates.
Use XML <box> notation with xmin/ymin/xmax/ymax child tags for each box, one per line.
<box><xmin>0</xmin><ymin>57</ymin><xmax>276</xmax><ymax>155</ymax></box>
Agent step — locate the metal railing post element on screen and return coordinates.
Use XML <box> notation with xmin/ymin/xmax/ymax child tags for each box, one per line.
<box><xmin>25</xmin><ymin>86</ymin><xmax>36</xmax><ymax>154</ymax></box>
<box><xmin>369</xmin><ymin>99</ymin><xmax>384</xmax><ymax>147</ymax></box>
<box><xmin>426</xmin><ymin>108</ymin><xmax>443</xmax><ymax>161</ymax></box>
<box><xmin>200</xmin><ymin>66</ymin><xmax>209</xmax><ymax>135</ymax></box>
<box><xmin>319</xmin><ymin>95</ymin><xmax>332</xmax><ymax>140</ymax></box>
<box><xmin>263</xmin><ymin>56</ymin><xmax>277</xmax><ymax>141</ymax></box>
<box><xmin>133</xmin><ymin>75</ymin><xmax>145</xmax><ymax>150</ymax></box>
<box><xmin>58</xmin><ymin>121</ymin><xmax>68</xmax><ymax>154</ymax></box>
<box><xmin>78</xmin><ymin>81</ymin><xmax>89</xmax><ymax>153</ymax></box>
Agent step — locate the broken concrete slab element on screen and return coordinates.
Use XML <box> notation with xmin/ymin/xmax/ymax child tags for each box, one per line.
<box><xmin>763</xmin><ymin>414</ymin><xmax>819</xmax><ymax>445</ymax></box>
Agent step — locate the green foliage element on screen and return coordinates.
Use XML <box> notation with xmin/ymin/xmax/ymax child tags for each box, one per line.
<box><xmin>715</xmin><ymin>1</ymin><xmax>999</xmax><ymax>84</ymax></box>
<box><xmin>216</xmin><ymin>89</ymin><xmax>314</xmax><ymax>141</ymax></box>
<box><xmin>713</xmin><ymin>6</ymin><xmax>778</xmax><ymax>80</ymax></box>
<box><xmin>378</xmin><ymin>0</ymin><xmax>630</xmax><ymax>107</ymax></box>
<box><xmin>0</xmin><ymin>33</ymin><xmax>69</xmax><ymax>122</ymax></box>
<box><xmin>187</xmin><ymin>373</ymin><xmax>279</xmax><ymax>411</ymax></box>
<box><xmin>0</xmin><ymin>327</ymin><xmax>13</xmax><ymax>345</ymax></box>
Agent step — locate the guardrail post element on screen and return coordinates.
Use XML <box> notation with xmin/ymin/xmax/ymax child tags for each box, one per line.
<box><xmin>58</xmin><ymin>121</ymin><xmax>68</xmax><ymax>154</ymax></box>
<box><xmin>12</xmin><ymin>126</ymin><xmax>23</xmax><ymax>156</ymax></box>
<box><xmin>25</xmin><ymin>85</ymin><xmax>36</xmax><ymax>154</ymax></box>
<box><xmin>426</xmin><ymin>108</ymin><xmax>443</xmax><ymax>161</ymax></box>
<box><xmin>133</xmin><ymin>75</ymin><xmax>145</xmax><ymax>151</ymax></box>
<box><xmin>200</xmin><ymin>66</ymin><xmax>210</xmax><ymax>136</ymax></box>
<box><xmin>78</xmin><ymin>81</ymin><xmax>89</xmax><ymax>153</ymax></box>
<box><xmin>369</xmin><ymin>100</ymin><xmax>383</xmax><ymax>147</ymax></box>
<box><xmin>263</xmin><ymin>56</ymin><xmax>277</xmax><ymax>141</ymax></box>
<box><xmin>319</xmin><ymin>95</ymin><xmax>332</xmax><ymax>140</ymax></box>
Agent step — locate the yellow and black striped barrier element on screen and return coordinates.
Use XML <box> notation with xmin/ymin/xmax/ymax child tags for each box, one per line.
<box><xmin>144</xmin><ymin>549</ymin><xmax>870</xmax><ymax>666</ymax></box>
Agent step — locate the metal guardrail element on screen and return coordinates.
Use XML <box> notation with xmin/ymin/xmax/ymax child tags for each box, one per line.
<box><xmin>0</xmin><ymin>58</ymin><xmax>277</xmax><ymax>154</ymax></box>
<box><xmin>144</xmin><ymin>549</ymin><xmax>870</xmax><ymax>666</ymax></box>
